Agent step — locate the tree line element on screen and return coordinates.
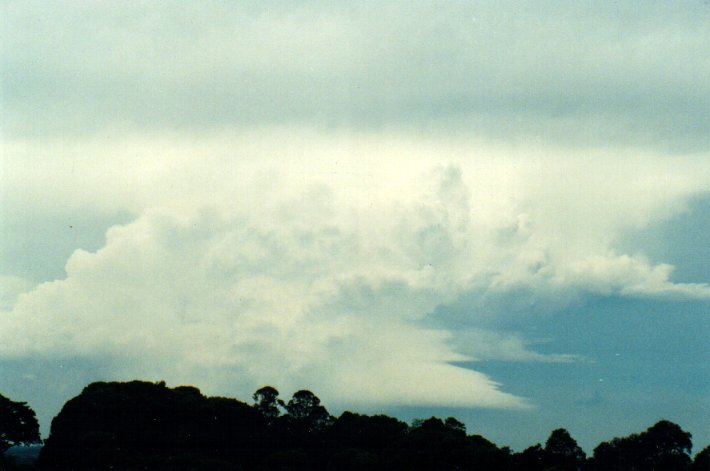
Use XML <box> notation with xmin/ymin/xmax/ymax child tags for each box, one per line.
<box><xmin>1</xmin><ymin>381</ymin><xmax>709</xmax><ymax>470</ymax></box>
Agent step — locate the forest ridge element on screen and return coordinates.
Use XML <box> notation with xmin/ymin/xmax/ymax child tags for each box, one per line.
<box><xmin>1</xmin><ymin>380</ymin><xmax>708</xmax><ymax>471</ymax></box>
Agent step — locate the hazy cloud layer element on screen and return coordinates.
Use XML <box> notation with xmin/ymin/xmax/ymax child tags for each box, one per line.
<box><xmin>3</xmin><ymin>1</ymin><xmax>709</xmax><ymax>150</ymax></box>
<box><xmin>2</xmin><ymin>130</ymin><xmax>709</xmax><ymax>408</ymax></box>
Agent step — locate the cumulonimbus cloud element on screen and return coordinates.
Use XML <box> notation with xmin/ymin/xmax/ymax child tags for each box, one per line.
<box><xmin>1</xmin><ymin>129</ymin><xmax>709</xmax><ymax>408</ymax></box>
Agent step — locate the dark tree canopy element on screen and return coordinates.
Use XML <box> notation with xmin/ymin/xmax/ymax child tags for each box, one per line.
<box><xmin>693</xmin><ymin>444</ymin><xmax>710</xmax><ymax>471</ymax></box>
<box><xmin>402</xmin><ymin>417</ymin><xmax>509</xmax><ymax>471</ymax></box>
<box><xmin>20</xmin><ymin>379</ymin><xmax>703</xmax><ymax>471</ymax></box>
<box><xmin>0</xmin><ymin>393</ymin><xmax>41</xmax><ymax>453</ymax></box>
<box><xmin>253</xmin><ymin>386</ymin><xmax>283</xmax><ymax>422</ymax></box>
<box><xmin>642</xmin><ymin>420</ymin><xmax>693</xmax><ymax>470</ymax></box>
<box><xmin>284</xmin><ymin>390</ymin><xmax>333</xmax><ymax>432</ymax></box>
<box><xmin>331</xmin><ymin>412</ymin><xmax>408</xmax><ymax>452</ymax></box>
<box><xmin>285</xmin><ymin>390</ymin><xmax>321</xmax><ymax>420</ymax></box>
<box><xmin>544</xmin><ymin>428</ymin><xmax>586</xmax><ymax>470</ymax></box>
<box><xmin>514</xmin><ymin>443</ymin><xmax>546</xmax><ymax>471</ymax></box>
<box><xmin>444</xmin><ymin>417</ymin><xmax>467</xmax><ymax>435</ymax></box>
<box><xmin>591</xmin><ymin>419</ymin><xmax>693</xmax><ymax>471</ymax></box>
<box><xmin>38</xmin><ymin>381</ymin><xmax>266</xmax><ymax>470</ymax></box>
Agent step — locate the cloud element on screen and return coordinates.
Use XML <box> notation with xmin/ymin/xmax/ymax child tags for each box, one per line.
<box><xmin>0</xmin><ymin>193</ymin><xmax>526</xmax><ymax>409</ymax></box>
<box><xmin>0</xmin><ymin>275</ymin><xmax>34</xmax><ymax>310</ymax></box>
<box><xmin>450</xmin><ymin>329</ymin><xmax>579</xmax><ymax>363</ymax></box>
<box><xmin>2</xmin><ymin>2</ymin><xmax>709</xmax><ymax>150</ymax></box>
<box><xmin>556</xmin><ymin>254</ymin><xmax>710</xmax><ymax>299</ymax></box>
<box><xmin>1</xmin><ymin>128</ymin><xmax>709</xmax><ymax>409</ymax></box>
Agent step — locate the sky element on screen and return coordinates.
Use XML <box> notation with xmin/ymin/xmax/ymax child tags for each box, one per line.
<box><xmin>1</xmin><ymin>0</ymin><xmax>709</xmax><ymax>453</ymax></box>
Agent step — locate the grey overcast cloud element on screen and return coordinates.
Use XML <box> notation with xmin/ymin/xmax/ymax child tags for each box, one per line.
<box><xmin>1</xmin><ymin>1</ymin><xmax>709</xmax><ymax>452</ymax></box>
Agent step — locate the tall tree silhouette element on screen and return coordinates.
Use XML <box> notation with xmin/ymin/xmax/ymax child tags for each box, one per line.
<box><xmin>640</xmin><ymin>420</ymin><xmax>693</xmax><ymax>470</ymax></box>
<box><xmin>591</xmin><ymin>419</ymin><xmax>692</xmax><ymax>471</ymax></box>
<box><xmin>544</xmin><ymin>428</ymin><xmax>586</xmax><ymax>471</ymax></box>
<box><xmin>692</xmin><ymin>444</ymin><xmax>710</xmax><ymax>471</ymax></box>
<box><xmin>285</xmin><ymin>390</ymin><xmax>333</xmax><ymax>433</ymax></box>
<box><xmin>253</xmin><ymin>386</ymin><xmax>284</xmax><ymax>423</ymax></box>
<box><xmin>0</xmin><ymin>393</ymin><xmax>41</xmax><ymax>454</ymax></box>
<box><xmin>398</xmin><ymin>417</ymin><xmax>510</xmax><ymax>471</ymax></box>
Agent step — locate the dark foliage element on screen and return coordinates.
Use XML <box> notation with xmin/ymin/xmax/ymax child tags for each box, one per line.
<box><xmin>513</xmin><ymin>443</ymin><xmax>547</xmax><ymax>470</ymax></box>
<box><xmin>24</xmin><ymin>381</ymin><xmax>701</xmax><ymax>471</ymax></box>
<box><xmin>693</xmin><ymin>445</ymin><xmax>710</xmax><ymax>471</ymax></box>
<box><xmin>590</xmin><ymin>419</ymin><xmax>693</xmax><ymax>471</ymax></box>
<box><xmin>0</xmin><ymin>393</ymin><xmax>41</xmax><ymax>454</ymax></box>
<box><xmin>393</xmin><ymin>417</ymin><xmax>511</xmax><ymax>471</ymax></box>
<box><xmin>252</xmin><ymin>385</ymin><xmax>283</xmax><ymax>424</ymax></box>
<box><xmin>544</xmin><ymin>428</ymin><xmax>586</xmax><ymax>470</ymax></box>
<box><xmin>283</xmin><ymin>389</ymin><xmax>334</xmax><ymax>434</ymax></box>
<box><xmin>331</xmin><ymin>411</ymin><xmax>408</xmax><ymax>453</ymax></box>
<box><xmin>38</xmin><ymin>381</ymin><xmax>267</xmax><ymax>470</ymax></box>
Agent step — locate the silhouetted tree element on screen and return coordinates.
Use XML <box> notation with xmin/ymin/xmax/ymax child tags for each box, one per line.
<box><xmin>401</xmin><ymin>417</ymin><xmax>465</xmax><ymax>470</ymax></box>
<box><xmin>544</xmin><ymin>428</ymin><xmax>586</xmax><ymax>470</ymax></box>
<box><xmin>641</xmin><ymin>420</ymin><xmax>693</xmax><ymax>470</ymax></box>
<box><xmin>253</xmin><ymin>386</ymin><xmax>284</xmax><ymax>423</ymax></box>
<box><xmin>396</xmin><ymin>416</ymin><xmax>511</xmax><ymax>471</ymax></box>
<box><xmin>285</xmin><ymin>390</ymin><xmax>333</xmax><ymax>433</ymax></box>
<box><xmin>444</xmin><ymin>417</ymin><xmax>467</xmax><ymax>436</ymax></box>
<box><xmin>0</xmin><ymin>393</ymin><xmax>41</xmax><ymax>454</ymax></box>
<box><xmin>513</xmin><ymin>443</ymin><xmax>547</xmax><ymax>471</ymax></box>
<box><xmin>464</xmin><ymin>434</ymin><xmax>512</xmax><ymax>471</ymax></box>
<box><xmin>693</xmin><ymin>445</ymin><xmax>710</xmax><ymax>471</ymax></box>
<box><xmin>329</xmin><ymin>412</ymin><xmax>408</xmax><ymax>469</ymax></box>
<box><xmin>38</xmin><ymin>381</ymin><xmax>266</xmax><ymax>470</ymax></box>
<box><xmin>590</xmin><ymin>420</ymin><xmax>692</xmax><ymax>471</ymax></box>
<box><xmin>331</xmin><ymin>412</ymin><xmax>407</xmax><ymax>452</ymax></box>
